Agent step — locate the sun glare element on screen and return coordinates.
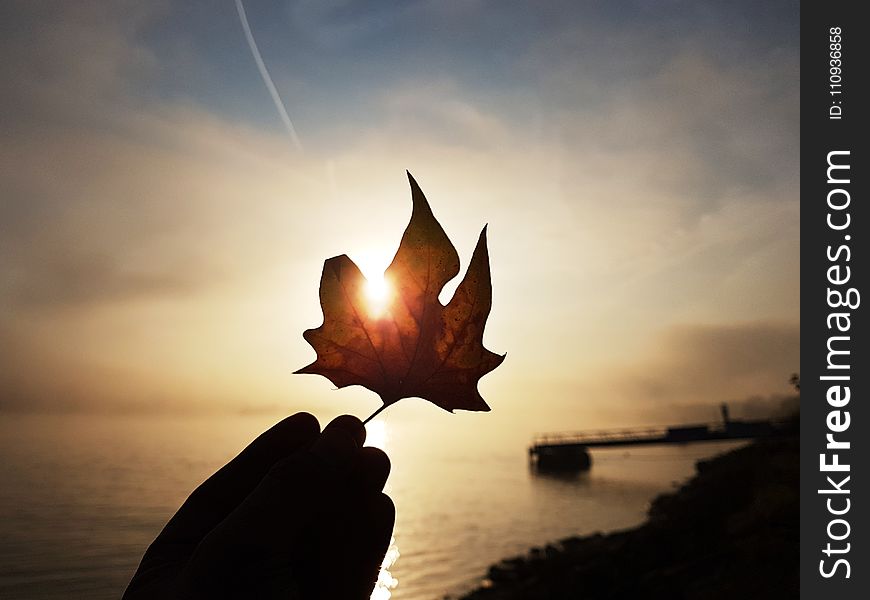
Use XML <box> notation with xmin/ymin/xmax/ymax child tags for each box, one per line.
<box><xmin>365</xmin><ymin>275</ymin><xmax>389</xmax><ymax>303</ymax></box>
<box><xmin>363</xmin><ymin>272</ymin><xmax>393</xmax><ymax>317</ymax></box>
<box><xmin>365</xmin><ymin>418</ymin><xmax>389</xmax><ymax>450</ymax></box>
<box><xmin>365</xmin><ymin>419</ymin><xmax>396</xmax><ymax>599</ymax></box>
<box><xmin>355</xmin><ymin>253</ymin><xmax>394</xmax><ymax>318</ymax></box>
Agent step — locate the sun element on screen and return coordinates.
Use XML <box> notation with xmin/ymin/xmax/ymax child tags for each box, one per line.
<box><xmin>364</xmin><ymin>272</ymin><xmax>392</xmax><ymax>317</ymax></box>
<box><xmin>354</xmin><ymin>252</ymin><xmax>394</xmax><ymax>318</ymax></box>
<box><xmin>365</xmin><ymin>273</ymin><xmax>390</xmax><ymax>302</ymax></box>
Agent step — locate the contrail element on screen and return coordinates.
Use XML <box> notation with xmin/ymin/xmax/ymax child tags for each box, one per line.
<box><xmin>235</xmin><ymin>0</ymin><xmax>303</xmax><ymax>151</ymax></box>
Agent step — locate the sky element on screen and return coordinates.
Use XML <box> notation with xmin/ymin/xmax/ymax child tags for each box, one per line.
<box><xmin>0</xmin><ymin>1</ymin><xmax>799</xmax><ymax>438</ymax></box>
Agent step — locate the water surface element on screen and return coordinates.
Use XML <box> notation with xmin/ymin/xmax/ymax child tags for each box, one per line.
<box><xmin>0</xmin><ymin>413</ymin><xmax>742</xmax><ymax>599</ymax></box>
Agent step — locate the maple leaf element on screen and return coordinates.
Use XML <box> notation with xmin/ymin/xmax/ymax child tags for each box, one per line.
<box><xmin>295</xmin><ymin>172</ymin><xmax>505</xmax><ymax>416</ymax></box>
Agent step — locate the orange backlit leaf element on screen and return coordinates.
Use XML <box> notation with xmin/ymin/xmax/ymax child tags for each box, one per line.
<box><xmin>295</xmin><ymin>172</ymin><xmax>505</xmax><ymax>413</ymax></box>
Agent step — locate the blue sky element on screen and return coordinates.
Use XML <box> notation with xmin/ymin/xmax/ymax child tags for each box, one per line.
<box><xmin>134</xmin><ymin>1</ymin><xmax>799</xmax><ymax>149</ymax></box>
<box><xmin>0</xmin><ymin>1</ymin><xmax>799</xmax><ymax>436</ymax></box>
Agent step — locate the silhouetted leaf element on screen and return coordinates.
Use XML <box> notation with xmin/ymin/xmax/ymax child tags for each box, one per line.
<box><xmin>295</xmin><ymin>172</ymin><xmax>504</xmax><ymax>413</ymax></box>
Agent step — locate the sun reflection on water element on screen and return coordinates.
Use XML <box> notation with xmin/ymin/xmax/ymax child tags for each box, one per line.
<box><xmin>366</xmin><ymin>419</ymin><xmax>398</xmax><ymax>599</ymax></box>
<box><xmin>371</xmin><ymin>536</ymin><xmax>400</xmax><ymax>599</ymax></box>
<box><xmin>365</xmin><ymin>419</ymin><xmax>389</xmax><ymax>450</ymax></box>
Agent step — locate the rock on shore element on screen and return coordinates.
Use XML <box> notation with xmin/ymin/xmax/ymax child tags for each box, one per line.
<box><xmin>456</xmin><ymin>436</ymin><xmax>798</xmax><ymax>600</ymax></box>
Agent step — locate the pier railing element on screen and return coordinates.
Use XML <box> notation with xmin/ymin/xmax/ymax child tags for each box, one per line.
<box><xmin>531</xmin><ymin>419</ymin><xmax>793</xmax><ymax>450</ymax></box>
<box><xmin>529</xmin><ymin>419</ymin><xmax>796</xmax><ymax>471</ymax></box>
<box><xmin>532</xmin><ymin>425</ymin><xmax>670</xmax><ymax>447</ymax></box>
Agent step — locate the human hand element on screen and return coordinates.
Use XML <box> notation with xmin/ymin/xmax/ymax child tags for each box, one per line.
<box><xmin>123</xmin><ymin>413</ymin><xmax>394</xmax><ymax>599</ymax></box>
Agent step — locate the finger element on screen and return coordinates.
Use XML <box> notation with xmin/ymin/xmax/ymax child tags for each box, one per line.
<box><xmin>133</xmin><ymin>413</ymin><xmax>320</xmax><ymax>571</ymax></box>
<box><xmin>233</xmin><ymin>424</ymin><xmax>364</xmax><ymax>541</ymax></box>
<box><xmin>351</xmin><ymin>447</ymin><xmax>391</xmax><ymax>492</ymax></box>
<box><xmin>228</xmin><ymin>422</ymin><xmax>366</xmax><ymax>542</ymax></box>
<box><xmin>323</xmin><ymin>414</ymin><xmax>366</xmax><ymax>446</ymax></box>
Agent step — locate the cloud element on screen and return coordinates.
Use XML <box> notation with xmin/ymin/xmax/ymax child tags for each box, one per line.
<box><xmin>589</xmin><ymin>319</ymin><xmax>801</xmax><ymax>422</ymax></box>
<box><xmin>0</xmin><ymin>1</ymin><xmax>799</xmax><ymax>421</ymax></box>
<box><xmin>0</xmin><ymin>1</ymin><xmax>165</xmax><ymax>130</ymax></box>
<box><xmin>625</xmin><ymin>320</ymin><xmax>800</xmax><ymax>402</ymax></box>
<box><xmin>377</xmin><ymin>81</ymin><xmax>511</xmax><ymax>148</ymax></box>
<box><xmin>5</xmin><ymin>249</ymin><xmax>206</xmax><ymax>311</ymax></box>
<box><xmin>513</xmin><ymin>319</ymin><xmax>799</xmax><ymax>433</ymax></box>
<box><xmin>0</xmin><ymin>112</ymin><xmax>310</xmax><ymax>312</ymax></box>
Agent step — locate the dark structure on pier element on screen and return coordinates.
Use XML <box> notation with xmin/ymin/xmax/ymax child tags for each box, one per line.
<box><xmin>529</xmin><ymin>411</ymin><xmax>793</xmax><ymax>472</ymax></box>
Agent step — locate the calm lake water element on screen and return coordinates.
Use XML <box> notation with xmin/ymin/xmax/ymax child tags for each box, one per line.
<box><xmin>0</xmin><ymin>413</ymin><xmax>742</xmax><ymax>599</ymax></box>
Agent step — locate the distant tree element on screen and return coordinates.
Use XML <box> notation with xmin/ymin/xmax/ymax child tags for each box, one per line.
<box><xmin>789</xmin><ymin>373</ymin><xmax>800</xmax><ymax>392</ymax></box>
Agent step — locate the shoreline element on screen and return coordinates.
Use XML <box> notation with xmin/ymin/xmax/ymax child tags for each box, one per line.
<box><xmin>452</xmin><ymin>432</ymin><xmax>798</xmax><ymax>599</ymax></box>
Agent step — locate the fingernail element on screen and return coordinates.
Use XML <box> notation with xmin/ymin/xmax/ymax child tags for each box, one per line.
<box><xmin>323</xmin><ymin>414</ymin><xmax>366</xmax><ymax>447</ymax></box>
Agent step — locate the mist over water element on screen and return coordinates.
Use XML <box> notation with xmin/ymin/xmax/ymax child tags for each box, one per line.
<box><xmin>0</xmin><ymin>413</ymin><xmax>743</xmax><ymax>599</ymax></box>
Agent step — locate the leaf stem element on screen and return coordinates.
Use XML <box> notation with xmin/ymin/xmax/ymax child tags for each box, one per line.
<box><xmin>362</xmin><ymin>404</ymin><xmax>390</xmax><ymax>425</ymax></box>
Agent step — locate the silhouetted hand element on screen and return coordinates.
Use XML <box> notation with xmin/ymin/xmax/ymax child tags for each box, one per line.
<box><xmin>123</xmin><ymin>413</ymin><xmax>394</xmax><ymax>600</ymax></box>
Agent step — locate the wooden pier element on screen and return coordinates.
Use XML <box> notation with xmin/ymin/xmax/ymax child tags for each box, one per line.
<box><xmin>529</xmin><ymin>419</ymin><xmax>794</xmax><ymax>471</ymax></box>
